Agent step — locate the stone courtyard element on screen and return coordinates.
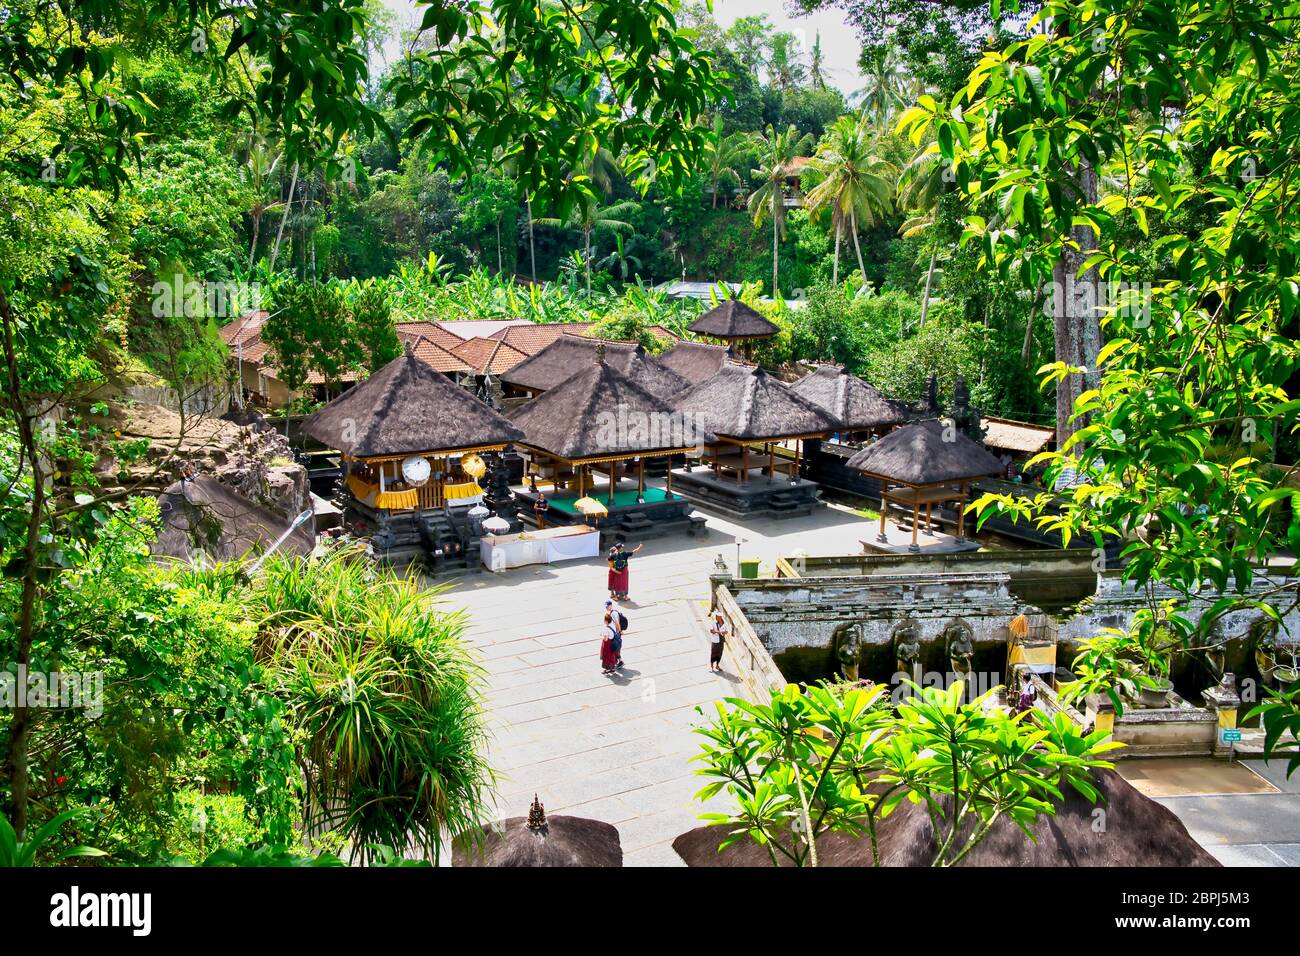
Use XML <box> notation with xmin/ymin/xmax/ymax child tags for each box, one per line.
<box><xmin>441</xmin><ymin>499</ymin><xmax>1300</xmax><ymax>867</ymax></box>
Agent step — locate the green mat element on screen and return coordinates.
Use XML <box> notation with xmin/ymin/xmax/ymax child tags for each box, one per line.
<box><xmin>546</xmin><ymin>487</ymin><xmax>673</xmax><ymax>514</ymax></box>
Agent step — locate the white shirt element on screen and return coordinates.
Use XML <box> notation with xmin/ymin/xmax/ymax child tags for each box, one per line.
<box><xmin>710</xmin><ymin>621</ymin><xmax>728</xmax><ymax>643</ymax></box>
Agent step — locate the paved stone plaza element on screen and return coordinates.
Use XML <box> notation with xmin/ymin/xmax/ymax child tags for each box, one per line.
<box><xmin>441</xmin><ymin>498</ymin><xmax>1300</xmax><ymax>867</ymax></box>
<box><xmin>442</xmin><ymin>500</ymin><xmax>876</xmax><ymax>865</ymax></box>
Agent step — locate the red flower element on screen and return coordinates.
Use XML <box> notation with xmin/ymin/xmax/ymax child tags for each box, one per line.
<box><xmin>55</xmin><ymin>775</ymin><xmax>68</xmax><ymax>786</ymax></box>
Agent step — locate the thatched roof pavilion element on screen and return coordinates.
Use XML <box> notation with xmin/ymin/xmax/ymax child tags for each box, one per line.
<box><xmin>501</xmin><ymin>333</ymin><xmax>688</xmax><ymax>399</ymax></box>
<box><xmin>509</xmin><ymin>345</ymin><xmax>702</xmax><ymax>505</ymax></box>
<box><xmin>846</xmin><ymin>419</ymin><xmax>1003</xmax><ymax>549</ymax></box>
<box><xmin>301</xmin><ymin>344</ymin><xmax>523</xmax><ymax>513</ymax></box>
<box><xmin>686</xmin><ymin>299</ymin><xmax>779</xmax><ymax>342</ymax></box>
<box><xmin>789</xmin><ymin>364</ymin><xmax>907</xmax><ymax>434</ymax></box>
<box><xmin>672</xmin><ymin>768</ymin><xmax>1219</xmax><ymax>867</ymax></box>
<box><xmin>453</xmin><ymin>796</ymin><xmax>622</xmax><ymax>867</ymax></box>
<box><xmin>657</xmin><ymin>340</ymin><xmax>739</xmax><ymax>385</ymax></box>
<box><xmin>670</xmin><ymin>364</ymin><xmax>836</xmax><ymax>483</ymax></box>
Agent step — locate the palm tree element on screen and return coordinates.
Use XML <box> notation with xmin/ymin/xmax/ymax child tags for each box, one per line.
<box><xmin>702</xmin><ymin>116</ymin><xmax>753</xmax><ymax>209</ymax></box>
<box><xmin>804</xmin><ymin>116</ymin><xmax>896</xmax><ymax>286</ymax></box>
<box><xmin>766</xmin><ymin>33</ymin><xmax>806</xmax><ymax>92</ymax></box>
<box><xmin>853</xmin><ymin>47</ymin><xmax>911</xmax><ymax>127</ymax></box>
<box><xmin>536</xmin><ymin>199</ymin><xmax>639</xmax><ymax>296</ymax></box>
<box><xmin>897</xmin><ymin>140</ymin><xmax>952</xmax><ymax>328</ymax></box>
<box><xmin>809</xmin><ymin>32</ymin><xmax>827</xmax><ymax>91</ymax></box>
<box><xmin>748</xmin><ymin>124</ymin><xmax>814</xmax><ymax>298</ymax></box>
<box><xmin>242</xmin><ymin>135</ymin><xmax>284</xmax><ymax>271</ymax></box>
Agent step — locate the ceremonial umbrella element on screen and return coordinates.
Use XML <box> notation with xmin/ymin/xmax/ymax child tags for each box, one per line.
<box><xmin>482</xmin><ymin>515</ymin><xmax>511</xmax><ymax>543</ymax></box>
<box><xmin>573</xmin><ymin>496</ymin><xmax>608</xmax><ymax>527</ymax></box>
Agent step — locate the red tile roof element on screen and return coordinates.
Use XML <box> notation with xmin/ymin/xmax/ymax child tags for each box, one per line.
<box><xmin>450</xmin><ymin>336</ymin><xmax>530</xmax><ymax>375</ymax></box>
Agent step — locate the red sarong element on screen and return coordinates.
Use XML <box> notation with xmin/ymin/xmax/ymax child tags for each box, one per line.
<box><xmin>600</xmin><ymin>637</ymin><xmax>619</xmax><ymax>670</ymax></box>
<box><xmin>608</xmin><ymin>566</ymin><xmax>629</xmax><ymax>594</ymax></box>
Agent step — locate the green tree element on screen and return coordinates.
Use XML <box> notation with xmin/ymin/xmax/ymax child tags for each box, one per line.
<box><xmin>748</xmin><ymin>124</ymin><xmax>815</xmax><ymax>297</ymax></box>
<box><xmin>701</xmin><ymin>116</ymin><xmax>753</xmax><ymax>209</ymax></box>
<box><xmin>536</xmin><ymin>200</ymin><xmax>639</xmax><ymax>297</ymax></box>
<box><xmin>906</xmin><ymin>0</ymin><xmax>1300</xmax><ymax>690</ymax></box>
<box><xmin>804</xmin><ymin>116</ymin><xmax>896</xmax><ymax>285</ymax></box>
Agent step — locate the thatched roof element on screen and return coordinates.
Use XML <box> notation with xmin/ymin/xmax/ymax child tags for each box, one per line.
<box><xmin>657</xmin><ymin>341</ymin><xmax>739</xmax><ymax>385</ymax></box>
<box><xmin>502</xmin><ymin>334</ymin><xmax>633</xmax><ymax>392</ymax></box>
<box><xmin>686</xmin><ymin>299</ymin><xmax>780</xmax><ymax>340</ymax></box>
<box><xmin>300</xmin><ymin>346</ymin><xmax>523</xmax><ymax>457</ymax></box>
<box><xmin>789</xmin><ymin>365</ymin><xmax>908</xmax><ymax>431</ymax></box>
<box><xmin>670</xmin><ymin>363</ymin><xmax>836</xmax><ymax>441</ymax></box>
<box><xmin>983</xmin><ymin>416</ymin><xmax>1055</xmax><ymax>455</ymax></box>
<box><xmin>501</xmin><ymin>334</ymin><xmax>688</xmax><ymax>398</ymax></box>
<box><xmin>510</xmin><ymin>353</ymin><xmax>698</xmax><ymax>460</ymax></box>
<box><xmin>672</xmin><ymin>768</ymin><xmax>1219</xmax><ymax>867</ymax></box>
<box><xmin>845</xmin><ymin>419</ymin><xmax>1003</xmax><ymax>485</ymax></box>
<box><xmin>453</xmin><ymin>814</ymin><xmax>622</xmax><ymax>867</ymax></box>
<box><xmin>621</xmin><ymin>344</ymin><xmax>692</xmax><ymax>399</ymax></box>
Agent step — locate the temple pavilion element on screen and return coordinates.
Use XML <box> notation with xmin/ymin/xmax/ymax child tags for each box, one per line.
<box><xmin>788</xmin><ymin>364</ymin><xmax>908</xmax><ymax>439</ymax></box>
<box><xmin>508</xmin><ymin>345</ymin><xmax>703</xmax><ymax>539</ymax></box>
<box><xmin>685</xmin><ymin>299</ymin><xmax>780</xmax><ymax>357</ymax></box>
<box><xmin>301</xmin><ymin>344</ymin><xmax>524</xmax><ymax>571</ymax></box>
<box><xmin>845</xmin><ymin>419</ymin><xmax>1003</xmax><ymax>552</ymax></box>
<box><xmin>656</xmin><ymin>340</ymin><xmax>741</xmax><ymax>385</ymax></box>
<box><xmin>669</xmin><ymin>364</ymin><xmax>836</xmax><ymax>518</ymax></box>
<box><xmin>502</xmin><ymin>334</ymin><xmax>689</xmax><ymax>400</ymax></box>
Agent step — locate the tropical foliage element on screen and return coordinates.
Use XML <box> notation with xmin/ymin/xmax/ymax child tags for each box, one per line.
<box><xmin>693</xmin><ymin>681</ymin><xmax>1118</xmax><ymax>867</ymax></box>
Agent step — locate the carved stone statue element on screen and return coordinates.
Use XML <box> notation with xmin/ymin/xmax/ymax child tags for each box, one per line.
<box><xmin>948</xmin><ymin>375</ymin><xmax>986</xmax><ymax>443</ymax></box>
<box><xmin>833</xmin><ymin>621</ymin><xmax>862</xmax><ymax>681</ymax></box>
<box><xmin>892</xmin><ymin>618</ymin><xmax>923</xmax><ymax>684</ymax></box>
<box><xmin>943</xmin><ymin>618</ymin><xmax>975</xmax><ymax>682</ymax></box>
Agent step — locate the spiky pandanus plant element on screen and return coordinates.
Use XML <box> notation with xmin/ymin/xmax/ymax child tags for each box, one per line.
<box><xmin>255</xmin><ymin>548</ymin><xmax>495</xmax><ymax>864</ymax></box>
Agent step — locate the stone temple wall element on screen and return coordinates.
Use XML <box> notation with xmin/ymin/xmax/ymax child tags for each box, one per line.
<box><xmin>725</xmin><ymin>566</ymin><xmax>1300</xmax><ymax>686</ymax></box>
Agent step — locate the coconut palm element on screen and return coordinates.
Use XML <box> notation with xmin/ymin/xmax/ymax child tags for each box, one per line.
<box><xmin>702</xmin><ymin>116</ymin><xmax>753</xmax><ymax>209</ymax></box>
<box><xmin>242</xmin><ymin>135</ymin><xmax>284</xmax><ymax>271</ymax></box>
<box><xmin>748</xmin><ymin>124</ymin><xmax>814</xmax><ymax>297</ymax></box>
<box><xmin>804</xmin><ymin>116</ymin><xmax>896</xmax><ymax>286</ymax></box>
<box><xmin>853</xmin><ymin>47</ymin><xmax>912</xmax><ymax>127</ymax></box>
<box><xmin>536</xmin><ymin>199</ymin><xmax>639</xmax><ymax>296</ymax></box>
<box><xmin>897</xmin><ymin>140</ymin><xmax>954</xmax><ymax>328</ymax></box>
<box><xmin>766</xmin><ymin>33</ymin><xmax>806</xmax><ymax>92</ymax></box>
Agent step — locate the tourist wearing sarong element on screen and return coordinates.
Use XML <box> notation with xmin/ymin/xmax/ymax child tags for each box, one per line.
<box><xmin>533</xmin><ymin>493</ymin><xmax>549</xmax><ymax>529</ymax></box>
<box><xmin>708</xmin><ymin>612</ymin><xmax>728</xmax><ymax>672</ymax></box>
<box><xmin>606</xmin><ymin>541</ymin><xmax>642</xmax><ymax>600</ymax></box>
<box><xmin>599</xmin><ymin>613</ymin><xmax>620</xmax><ymax>675</ymax></box>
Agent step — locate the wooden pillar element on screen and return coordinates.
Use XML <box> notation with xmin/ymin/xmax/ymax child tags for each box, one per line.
<box><xmin>925</xmin><ymin>501</ymin><xmax>933</xmax><ymax>533</ymax></box>
<box><xmin>878</xmin><ymin>493</ymin><xmax>888</xmax><ymax>542</ymax></box>
<box><xmin>638</xmin><ymin>458</ymin><xmax>645</xmax><ymax>496</ymax></box>
<box><xmin>768</xmin><ymin>442</ymin><xmax>775</xmax><ymax>479</ymax></box>
<box><xmin>794</xmin><ymin>440</ymin><xmax>802</xmax><ymax>480</ymax></box>
<box><xmin>712</xmin><ymin>444</ymin><xmax>720</xmax><ymax>479</ymax></box>
<box><xmin>666</xmin><ymin>461</ymin><xmax>674</xmax><ymax>498</ymax></box>
<box><xmin>741</xmin><ymin>443</ymin><xmax>749</xmax><ymax>483</ymax></box>
<box><xmin>956</xmin><ymin>482</ymin><xmax>968</xmax><ymax>540</ymax></box>
<box><xmin>608</xmin><ymin>459</ymin><xmax>617</xmax><ymax>504</ymax></box>
<box><xmin>911</xmin><ymin>499</ymin><xmax>920</xmax><ymax>551</ymax></box>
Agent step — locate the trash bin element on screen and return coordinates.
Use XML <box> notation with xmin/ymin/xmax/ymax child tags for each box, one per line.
<box><xmin>739</xmin><ymin>558</ymin><xmax>760</xmax><ymax>579</ymax></box>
